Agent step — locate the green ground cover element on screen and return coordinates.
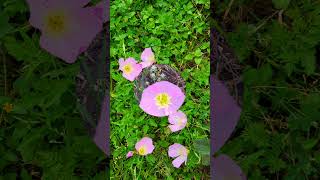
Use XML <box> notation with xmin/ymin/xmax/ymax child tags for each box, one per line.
<box><xmin>213</xmin><ymin>0</ymin><xmax>320</xmax><ymax>179</ymax></box>
<box><xmin>0</xmin><ymin>0</ymin><xmax>108</xmax><ymax>179</ymax></box>
<box><xmin>110</xmin><ymin>0</ymin><xmax>210</xmax><ymax>179</ymax></box>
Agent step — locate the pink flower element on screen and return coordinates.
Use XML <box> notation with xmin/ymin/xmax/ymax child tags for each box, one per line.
<box><xmin>91</xmin><ymin>0</ymin><xmax>109</xmax><ymax>23</ymax></box>
<box><xmin>168</xmin><ymin>143</ymin><xmax>189</xmax><ymax>168</ymax></box>
<box><xmin>140</xmin><ymin>48</ymin><xmax>156</xmax><ymax>68</ymax></box>
<box><xmin>168</xmin><ymin>111</ymin><xmax>187</xmax><ymax>132</ymax></box>
<box><xmin>139</xmin><ymin>81</ymin><xmax>185</xmax><ymax>117</ymax></box>
<box><xmin>135</xmin><ymin>137</ymin><xmax>155</xmax><ymax>156</ymax></box>
<box><xmin>126</xmin><ymin>151</ymin><xmax>134</xmax><ymax>158</ymax></box>
<box><xmin>118</xmin><ymin>58</ymin><xmax>142</xmax><ymax>81</ymax></box>
<box><xmin>26</xmin><ymin>0</ymin><xmax>104</xmax><ymax>63</ymax></box>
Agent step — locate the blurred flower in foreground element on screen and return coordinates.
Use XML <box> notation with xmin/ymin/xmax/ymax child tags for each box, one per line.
<box><xmin>135</xmin><ymin>137</ymin><xmax>155</xmax><ymax>156</ymax></box>
<box><xmin>213</xmin><ymin>155</ymin><xmax>246</xmax><ymax>180</ymax></box>
<box><xmin>139</xmin><ymin>81</ymin><xmax>185</xmax><ymax>117</ymax></box>
<box><xmin>168</xmin><ymin>111</ymin><xmax>187</xmax><ymax>132</ymax></box>
<box><xmin>211</xmin><ymin>75</ymin><xmax>246</xmax><ymax>179</ymax></box>
<box><xmin>168</xmin><ymin>143</ymin><xmax>188</xmax><ymax>168</ymax></box>
<box><xmin>140</xmin><ymin>48</ymin><xmax>156</xmax><ymax>68</ymax></box>
<box><xmin>119</xmin><ymin>58</ymin><xmax>142</xmax><ymax>81</ymax></box>
<box><xmin>92</xmin><ymin>0</ymin><xmax>109</xmax><ymax>23</ymax></box>
<box><xmin>26</xmin><ymin>0</ymin><xmax>104</xmax><ymax>63</ymax></box>
<box><xmin>126</xmin><ymin>151</ymin><xmax>134</xmax><ymax>158</ymax></box>
<box><xmin>2</xmin><ymin>103</ymin><xmax>13</xmax><ymax>113</ymax></box>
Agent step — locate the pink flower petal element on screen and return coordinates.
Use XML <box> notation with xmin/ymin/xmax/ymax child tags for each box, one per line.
<box><xmin>26</xmin><ymin>0</ymin><xmax>49</xmax><ymax>29</ymax></box>
<box><xmin>213</xmin><ymin>155</ymin><xmax>246</xmax><ymax>180</ymax></box>
<box><xmin>135</xmin><ymin>137</ymin><xmax>154</xmax><ymax>156</ymax></box>
<box><xmin>168</xmin><ymin>143</ymin><xmax>188</xmax><ymax>158</ymax></box>
<box><xmin>168</xmin><ymin>111</ymin><xmax>187</xmax><ymax>132</ymax></box>
<box><xmin>168</xmin><ymin>143</ymin><xmax>188</xmax><ymax>168</ymax></box>
<box><xmin>211</xmin><ymin>76</ymin><xmax>241</xmax><ymax>154</ymax></box>
<box><xmin>92</xmin><ymin>0</ymin><xmax>109</xmax><ymax>23</ymax></box>
<box><xmin>168</xmin><ymin>124</ymin><xmax>183</xmax><ymax>132</ymax></box>
<box><xmin>172</xmin><ymin>155</ymin><xmax>187</xmax><ymax>168</ymax></box>
<box><xmin>126</xmin><ymin>151</ymin><xmax>134</xmax><ymax>158</ymax></box>
<box><xmin>139</xmin><ymin>61</ymin><xmax>152</xmax><ymax>68</ymax></box>
<box><xmin>140</xmin><ymin>48</ymin><xmax>155</xmax><ymax>68</ymax></box>
<box><xmin>119</xmin><ymin>58</ymin><xmax>142</xmax><ymax>81</ymax></box>
<box><xmin>27</xmin><ymin>0</ymin><xmax>103</xmax><ymax>63</ymax></box>
<box><xmin>168</xmin><ymin>143</ymin><xmax>185</xmax><ymax>158</ymax></box>
<box><xmin>71</xmin><ymin>0</ymin><xmax>91</xmax><ymax>7</ymax></box>
<box><xmin>145</xmin><ymin>142</ymin><xmax>155</xmax><ymax>154</ymax></box>
<box><xmin>51</xmin><ymin>0</ymin><xmax>91</xmax><ymax>8</ymax></box>
<box><xmin>118</xmin><ymin>58</ymin><xmax>125</xmax><ymax>69</ymax></box>
<box><xmin>27</xmin><ymin>0</ymin><xmax>96</xmax><ymax>29</ymax></box>
<box><xmin>126</xmin><ymin>57</ymin><xmax>138</xmax><ymax>64</ymax></box>
<box><xmin>139</xmin><ymin>81</ymin><xmax>185</xmax><ymax>117</ymax></box>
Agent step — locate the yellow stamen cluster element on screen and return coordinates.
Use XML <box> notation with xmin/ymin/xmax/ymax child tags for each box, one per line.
<box><xmin>148</xmin><ymin>55</ymin><xmax>155</xmax><ymax>62</ymax></box>
<box><xmin>123</xmin><ymin>64</ymin><xmax>133</xmax><ymax>74</ymax></box>
<box><xmin>178</xmin><ymin>148</ymin><xmax>189</xmax><ymax>156</ymax></box>
<box><xmin>155</xmin><ymin>93</ymin><xmax>171</xmax><ymax>108</ymax></box>
<box><xmin>45</xmin><ymin>12</ymin><xmax>67</xmax><ymax>35</ymax></box>
<box><xmin>138</xmin><ymin>146</ymin><xmax>147</xmax><ymax>155</ymax></box>
<box><xmin>3</xmin><ymin>103</ymin><xmax>13</xmax><ymax>113</ymax></box>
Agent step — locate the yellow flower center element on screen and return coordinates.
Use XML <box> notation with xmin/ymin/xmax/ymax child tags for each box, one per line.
<box><xmin>138</xmin><ymin>146</ymin><xmax>147</xmax><ymax>155</ymax></box>
<box><xmin>3</xmin><ymin>103</ymin><xmax>13</xmax><ymax>113</ymax></box>
<box><xmin>177</xmin><ymin>118</ymin><xmax>184</xmax><ymax>126</ymax></box>
<box><xmin>44</xmin><ymin>11</ymin><xmax>68</xmax><ymax>36</ymax></box>
<box><xmin>123</xmin><ymin>64</ymin><xmax>133</xmax><ymax>74</ymax></box>
<box><xmin>148</xmin><ymin>55</ymin><xmax>155</xmax><ymax>62</ymax></box>
<box><xmin>178</xmin><ymin>148</ymin><xmax>189</xmax><ymax>156</ymax></box>
<box><xmin>155</xmin><ymin>93</ymin><xmax>171</xmax><ymax>108</ymax></box>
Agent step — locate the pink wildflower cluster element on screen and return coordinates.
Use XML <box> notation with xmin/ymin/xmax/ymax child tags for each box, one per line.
<box><xmin>120</xmin><ymin>48</ymin><xmax>189</xmax><ymax>168</ymax></box>
<box><xmin>118</xmin><ymin>48</ymin><xmax>156</xmax><ymax>81</ymax></box>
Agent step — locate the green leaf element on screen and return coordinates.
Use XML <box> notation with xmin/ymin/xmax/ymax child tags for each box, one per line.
<box><xmin>1</xmin><ymin>173</ymin><xmax>16</xmax><ymax>180</ymax></box>
<box><xmin>302</xmin><ymin>139</ymin><xmax>318</xmax><ymax>150</ymax></box>
<box><xmin>92</xmin><ymin>171</ymin><xmax>108</xmax><ymax>180</ymax></box>
<box><xmin>3</xmin><ymin>151</ymin><xmax>17</xmax><ymax>161</ymax></box>
<box><xmin>300</xmin><ymin>49</ymin><xmax>315</xmax><ymax>75</ymax></box>
<box><xmin>195</xmin><ymin>58</ymin><xmax>202</xmax><ymax>65</ymax></box>
<box><xmin>201</xmin><ymin>154</ymin><xmax>210</xmax><ymax>166</ymax></box>
<box><xmin>272</xmin><ymin>0</ymin><xmax>290</xmax><ymax>9</ymax></box>
<box><xmin>4</xmin><ymin>36</ymin><xmax>39</xmax><ymax>62</ymax></box>
<box><xmin>0</xmin><ymin>12</ymin><xmax>13</xmax><ymax>39</ymax></box>
<box><xmin>184</xmin><ymin>54</ymin><xmax>193</xmax><ymax>60</ymax></box>
<box><xmin>21</xmin><ymin>169</ymin><xmax>32</xmax><ymax>180</ymax></box>
<box><xmin>193</xmin><ymin>138</ymin><xmax>210</xmax><ymax>155</ymax></box>
<box><xmin>18</xmin><ymin>128</ymin><xmax>44</xmax><ymax>162</ymax></box>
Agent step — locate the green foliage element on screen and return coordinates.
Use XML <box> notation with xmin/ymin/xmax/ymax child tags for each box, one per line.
<box><xmin>110</xmin><ymin>0</ymin><xmax>210</xmax><ymax>178</ymax></box>
<box><xmin>214</xmin><ymin>0</ymin><xmax>320</xmax><ymax>179</ymax></box>
<box><xmin>193</xmin><ymin>138</ymin><xmax>210</xmax><ymax>166</ymax></box>
<box><xmin>272</xmin><ymin>0</ymin><xmax>291</xmax><ymax>9</ymax></box>
<box><xmin>0</xmin><ymin>0</ymin><xmax>107</xmax><ymax>179</ymax></box>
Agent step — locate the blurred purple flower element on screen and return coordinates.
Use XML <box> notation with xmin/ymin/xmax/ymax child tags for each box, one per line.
<box><xmin>118</xmin><ymin>57</ymin><xmax>142</xmax><ymax>81</ymax></box>
<box><xmin>168</xmin><ymin>111</ymin><xmax>187</xmax><ymax>132</ymax></box>
<box><xmin>91</xmin><ymin>0</ymin><xmax>109</xmax><ymax>23</ymax></box>
<box><xmin>140</xmin><ymin>48</ymin><xmax>156</xmax><ymax>68</ymax></box>
<box><xmin>211</xmin><ymin>75</ymin><xmax>241</xmax><ymax>154</ymax></box>
<box><xmin>213</xmin><ymin>155</ymin><xmax>246</xmax><ymax>180</ymax></box>
<box><xmin>26</xmin><ymin>0</ymin><xmax>104</xmax><ymax>63</ymax></box>
<box><xmin>126</xmin><ymin>151</ymin><xmax>134</xmax><ymax>158</ymax></box>
<box><xmin>139</xmin><ymin>81</ymin><xmax>185</xmax><ymax>117</ymax></box>
<box><xmin>210</xmin><ymin>75</ymin><xmax>246</xmax><ymax>179</ymax></box>
<box><xmin>135</xmin><ymin>137</ymin><xmax>155</xmax><ymax>156</ymax></box>
<box><xmin>168</xmin><ymin>143</ymin><xmax>188</xmax><ymax>168</ymax></box>
<box><xmin>94</xmin><ymin>94</ymin><xmax>109</xmax><ymax>155</ymax></box>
